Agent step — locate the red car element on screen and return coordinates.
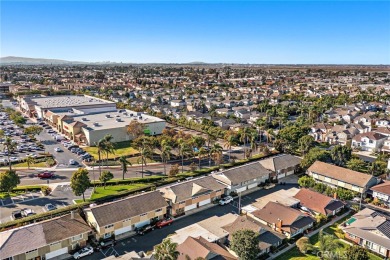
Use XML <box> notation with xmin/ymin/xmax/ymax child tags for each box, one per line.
<box><xmin>155</xmin><ymin>218</ymin><xmax>173</xmax><ymax>228</ymax></box>
<box><xmin>37</xmin><ymin>171</ymin><xmax>54</xmax><ymax>179</ymax></box>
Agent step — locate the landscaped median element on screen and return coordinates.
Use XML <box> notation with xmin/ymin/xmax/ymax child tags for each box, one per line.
<box><xmin>83</xmin><ymin>141</ymin><xmax>139</xmax><ymax>160</ymax></box>
<box><xmin>0</xmin><ymin>185</ymin><xmax>46</xmax><ymax>199</ymax></box>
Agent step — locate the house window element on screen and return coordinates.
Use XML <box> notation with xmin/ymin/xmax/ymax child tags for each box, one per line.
<box><xmin>72</xmin><ymin>234</ymin><xmax>83</xmax><ymax>242</ymax></box>
<box><xmin>104</xmin><ymin>224</ymin><xmax>114</xmax><ymax>229</ymax></box>
<box><xmin>366</xmin><ymin>241</ymin><xmax>373</xmax><ymax>249</ymax></box>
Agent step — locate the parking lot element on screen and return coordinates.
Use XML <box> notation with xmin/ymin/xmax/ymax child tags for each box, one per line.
<box><xmin>0</xmin><ymin>184</ymin><xmax>93</xmax><ymax>224</ymax></box>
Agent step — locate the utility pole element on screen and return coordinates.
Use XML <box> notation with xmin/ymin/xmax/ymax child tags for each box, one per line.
<box><xmin>238</xmin><ymin>191</ymin><xmax>242</xmax><ymax>215</ymax></box>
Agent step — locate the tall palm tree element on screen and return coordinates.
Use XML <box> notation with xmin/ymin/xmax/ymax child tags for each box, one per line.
<box><xmin>137</xmin><ymin>145</ymin><xmax>152</xmax><ymax>178</ymax></box>
<box><xmin>178</xmin><ymin>139</ymin><xmax>192</xmax><ymax>173</ymax></box>
<box><xmin>102</xmin><ymin>134</ymin><xmax>115</xmax><ymax>166</ymax></box>
<box><xmin>118</xmin><ymin>155</ymin><xmax>131</xmax><ymax>180</ymax></box>
<box><xmin>249</xmin><ymin>130</ymin><xmax>258</xmax><ymax>155</ymax></box>
<box><xmin>223</xmin><ymin>131</ymin><xmax>236</xmax><ymax>161</ymax></box>
<box><xmin>197</xmin><ymin>147</ymin><xmax>208</xmax><ymax>169</ymax></box>
<box><xmin>206</xmin><ymin>128</ymin><xmax>217</xmax><ymax>148</ymax></box>
<box><xmin>160</xmin><ymin>140</ymin><xmax>171</xmax><ymax>175</ymax></box>
<box><xmin>25</xmin><ymin>155</ymin><xmax>35</xmax><ymax>169</ymax></box>
<box><xmin>4</xmin><ymin>137</ymin><xmax>16</xmax><ymax>171</ymax></box>
<box><xmin>239</xmin><ymin>127</ymin><xmax>251</xmax><ymax>159</ymax></box>
<box><xmin>95</xmin><ymin>139</ymin><xmax>106</xmax><ymax>177</ymax></box>
<box><xmin>154</xmin><ymin>238</ymin><xmax>179</xmax><ymax>260</ymax></box>
<box><xmin>209</xmin><ymin>143</ymin><xmax>223</xmax><ymax>166</ymax></box>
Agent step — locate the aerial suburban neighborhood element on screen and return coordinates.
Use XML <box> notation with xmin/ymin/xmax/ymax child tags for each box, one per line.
<box><xmin>0</xmin><ymin>63</ymin><xmax>389</xmax><ymax>260</ymax></box>
<box><xmin>1</xmin><ymin>0</ymin><xmax>390</xmax><ymax>259</ymax></box>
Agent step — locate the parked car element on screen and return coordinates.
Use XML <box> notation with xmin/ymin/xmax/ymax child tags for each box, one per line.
<box><xmin>98</xmin><ymin>239</ymin><xmax>116</xmax><ymax>249</ymax></box>
<box><xmin>73</xmin><ymin>246</ymin><xmax>94</xmax><ymax>259</ymax></box>
<box><xmin>54</xmin><ymin>147</ymin><xmax>63</xmax><ymax>152</ymax></box>
<box><xmin>219</xmin><ymin>196</ymin><xmax>233</xmax><ymax>205</ymax></box>
<box><xmin>37</xmin><ymin>171</ymin><xmax>54</xmax><ymax>179</ymax></box>
<box><xmin>69</xmin><ymin>159</ymin><xmax>77</xmax><ymax>165</ymax></box>
<box><xmin>45</xmin><ymin>203</ymin><xmax>57</xmax><ymax>211</ymax></box>
<box><xmin>21</xmin><ymin>208</ymin><xmax>35</xmax><ymax>217</ymax></box>
<box><xmin>11</xmin><ymin>210</ymin><xmax>23</xmax><ymax>220</ymax></box>
<box><xmin>136</xmin><ymin>224</ymin><xmax>155</xmax><ymax>235</ymax></box>
<box><xmin>155</xmin><ymin>218</ymin><xmax>174</xmax><ymax>228</ymax></box>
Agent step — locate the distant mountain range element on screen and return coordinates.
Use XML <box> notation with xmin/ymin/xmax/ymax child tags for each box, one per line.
<box><xmin>0</xmin><ymin>56</ymin><xmax>89</xmax><ymax>65</ymax></box>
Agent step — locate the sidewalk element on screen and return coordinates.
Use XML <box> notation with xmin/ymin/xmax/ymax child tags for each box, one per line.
<box><xmin>267</xmin><ymin>210</ymin><xmax>351</xmax><ymax>259</ymax></box>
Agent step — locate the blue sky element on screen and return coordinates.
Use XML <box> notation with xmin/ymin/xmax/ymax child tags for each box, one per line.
<box><xmin>1</xmin><ymin>1</ymin><xmax>389</xmax><ymax>64</ymax></box>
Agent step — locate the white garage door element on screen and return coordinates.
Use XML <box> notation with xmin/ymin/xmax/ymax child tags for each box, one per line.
<box><xmin>185</xmin><ymin>204</ymin><xmax>197</xmax><ymax>211</ymax></box>
<box><xmin>236</xmin><ymin>187</ymin><xmax>246</xmax><ymax>193</ymax></box>
<box><xmin>277</xmin><ymin>173</ymin><xmax>286</xmax><ymax>179</ymax></box>
<box><xmin>134</xmin><ymin>219</ymin><xmax>150</xmax><ymax>229</ymax></box>
<box><xmin>45</xmin><ymin>247</ymin><xmax>68</xmax><ymax>259</ymax></box>
<box><xmin>248</xmin><ymin>183</ymin><xmax>258</xmax><ymax>189</ymax></box>
<box><xmin>199</xmin><ymin>198</ymin><xmax>211</xmax><ymax>207</ymax></box>
<box><xmin>114</xmin><ymin>225</ymin><xmax>133</xmax><ymax>235</ymax></box>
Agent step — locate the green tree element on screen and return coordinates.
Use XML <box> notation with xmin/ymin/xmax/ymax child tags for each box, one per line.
<box><xmin>154</xmin><ymin>238</ymin><xmax>179</xmax><ymax>260</ymax></box>
<box><xmin>0</xmin><ymin>170</ymin><xmax>20</xmax><ymax>193</ymax></box>
<box><xmin>3</xmin><ymin>137</ymin><xmax>17</xmax><ymax>171</ymax></box>
<box><xmin>346</xmin><ymin>158</ymin><xmax>366</xmax><ymax>172</ymax></box>
<box><xmin>127</xmin><ymin>120</ymin><xmax>145</xmax><ymax>139</ymax></box>
<box><xmin>230</xmin><ymin>229</ymin><xmax>260</xmax><ymax>260</ymax></box>
<box><xmin>168</xmin><ymin>163</ymin><xmax>180</xmax><ymax>177</ymax></box>
<box><xmin>298</xmin><ymin>176</ymin><xmax>316</xmax><ymax>188</ymax></box>
<box><xmin>118</xmin><ymin>155</ymin><xmax>131</xmax><ymax>180</ymax></box>
<box><xmin>330</xmin><ymin>145</ymin><xmax>352</xmax><ymax>167</ymax></box>
<box><xmin>277</xmin><ymin>125</ymin><xmax>310</xmax><ymax>152</ymax></box>
<box><xmin>102</xmin><ymin>134</ymin><xmax>115</xmax><ymax>166</ymax></box>
<box><xmin>23</xmin><ymin>125</ymin><xmax>43</xmax><ymax>139</ymax></box>
<box><xmin>296</xmin><ymin>237</ymin><xmax>311</xmax><ymax>253</ymax></box>
<box><xmin>137</xmin><ymin>145</ymin><xmax>153</xmax><ymax>178</ymax></box>
<box><xmin>198</xmin><ymin>147</ymin><xmax>208</xmax><ymax>169</ymax></box>
<box><xmin>178</xmin><ymin>139</ymin><xmax>192</xmax><ymax>173</ymax></box>
<box><xmin>70</xmin><ymin>168</ymin><xmax>91</xmax><ymax>202</ymax></box>
<box><xmin>210</xmin><ymin>143</ymin><xmax>223</xmax><ymax>166</ymax></box>
<box><xmin>300</xmin><ymin>147</ymin><xmax>330</xmax><ymax>170</ymax></box>
<box><xmin>99</xmin><ymin>170</ymin><xmax>114</xmax><ymax>189</ymax></box>
<box><xmin>25</xmin><ymin>155</ymin><xmax>35</xmax><ymax>169</ymax></box>
<box><xmin>298</xmin><ymin>135</ymin><xmax>315</xmax><ymax>155</ymax></box>
<box><xmin>45</xmin><ymin>158</ymin><xmax>55</xmax><ymax>167</ymax></box>
<box><xmin>223</xmin><ymin>130</ymin><xmax>236</xmax><ymax>161</ymax></box>
<box><xmin>95</xmin><ymin>139</ymin><xmax>106</xmax><ymax>177</ymax></box>
<box><xmin>345</xmin><ymin>245</ymin><xmax>369</xmax><ymax>260</ymax></box>
<box><xmin>239</xmin><ymin>127</ymin><xmax>251</xmax><ymax>159</ymax></box>
<box><xmin>318</xmin><ymin>230</ymin><xmax>341</xmax><ymax>259</ymax></box>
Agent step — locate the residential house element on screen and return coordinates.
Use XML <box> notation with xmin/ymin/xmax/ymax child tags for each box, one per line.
<box><xmin>293</xmin><ymin>188</ymin><xmax>345</xmax><ymax>216</ymax></box>
<box><xmin>177</xmin><ymin>237</ymin><xmax>237</xmax><ymax>260</ymax></box>
<box><xmin>170</xmin><ymin>100</ymin><xmax>186</xmax><ymax>107</ymax></box>
<box><xmin>351</xmin><ymin>132</ymin><xmax>388</xmax><ymax>152</ymax></box>
<box><xmin>222</xmin><ymin>215</ymin><xmax>285</xmax><ymax>255</ymax></box>
<box><xmin>234</xmin><ymin>109</ymin><xmax>251</xmax><ymax>120</ymax></box>
<box><xmin>250</xmin><ymin>202</ymin><xmax>315</xmax><ymax>238</ymax></box>
<box><xmin>310</xmin><ymin>123</ymin><xmax>332</xmax><ymax>142</ymax></box>
<box><xmin>243</xmin><ymin>188</ymin><xmax>301</xmax><ymax>212</ymax></box>
<box><xmin>307</xmin><ymin>161</ymin><xmax>378</xmax><ymax>194</ymax></box>
<box><xmin>0</xmin><ymin>212</ymin><xmax>91</xmax><ymax>260</ymax></box>
<box><xmin>84</xmin><ymin>191</ymin><xmax>168</xmax><ymax>239</ymax></box>
<box><xmin>382</xmin><ymin>140</ymin><xmax>390</xmax><ymax>153</ymax></box>
<box><xmin>159</xmin><ymin>176</ymin><xmax>226</xmax><ymax>217</ymax></box>
<box><xmin>213</xmin><ymin>118</ymin><xmax>236</xmax><ymax>130</ymax></box>
<box><xmin>342</xmin><ymin>208</ymin><xmax>390</xmax><ymax>258</ymax></box>
<box><xmin>371</xmin><ymin>181</ymin><xmax>390</xmax><ymax>206</ymax></box>
<box><xmin>212</xmin><ymin>161</ymin><xmax>271</xmax><ymax>193</ymax></box>
<box><xmin>258</xmin><ymin>154</ymin><xmax>302</xmax><ymax>180</ymax></box>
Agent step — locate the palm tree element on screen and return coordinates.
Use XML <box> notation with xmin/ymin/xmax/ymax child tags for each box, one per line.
<box><xmin>102</xmin><ymin>134</ymin><xmax>115</xmax><ymax>167</ymax></box>
<box><xmin>160</xmin><ymin>141</ymin><xmax>172</xmax><ymax>175</ymax></box>
<box><xmin>223</xmin><ymin>131</ymin><xmax>236</xmax><ymax>161</ymax></box>
<box><xmin>318</xmin><ymin>230</ymin><xmax>341</xmax><ymax>259</ymax></box>
<box><xmin>249</xmin><ymin>129</ymin><xmax>258</xmax><ymax>155</ymax></box>
<box><xmin>239</xmin><ymin>127</ymin><xmax>251</xmax><ymax>159</ymax></box>
<box><xmin>198</xmin><ymin>147</ymin><xmax>208</xmax><ymax>169</ymax></box>
<box><xmin>209</xmin><ymin>143</ymin><xmax>223</xmax><ymax>166</ymax></box>
<box><xmin>95</xmin><ymin>139</ymin><xmax>106</xmax><ymax>177</ymax></box>
<box><xmin>154</xmin><ymin>238</ymin><xmax>179</xmax><ymax>260</ymax></box>
<box><xmin>178</xmin><ymin>139</ymin><xmax>192</xmax><ymax>173</ymax></box>
<box><xmin>205</xmin><ymin>128</ymin><xmax>217</xmax><ymax>148</ymax></box>
<box><xmin>137</xmin><ymin>145</ymin><xmax>152</xmax><ymax>178</ymax></box>
<box><xmin>4</xmin><ymin>137</ymin><xmax>16</xmax><ymax>171</ymax></box>
<box><xmin>25</xmin><ymin>155</ymin><xmax>35</xmax><ymax>169</ymax></box>
<box><xmin>118</xmin><ymin>155</ymin><xmax>131</xmax><ymax>180</ymax></box>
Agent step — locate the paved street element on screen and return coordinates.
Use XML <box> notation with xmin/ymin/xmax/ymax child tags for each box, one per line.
<box><xmin>82</xmin><ymin>184</ymin><xmax>298</xmax><ymax>259</ymax></box>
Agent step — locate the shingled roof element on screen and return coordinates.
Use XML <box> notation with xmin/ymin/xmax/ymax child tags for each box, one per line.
<box><xmin>258</xmin><ymin>154</ymin><xmax>302</xmax><ymax>172</ymax></box>
<box><xmin>308</xmin><ymin>161</ymin><xmax>376</xmax><ymax>188</ymax></box>
<box><xmin>293</xmin><ymin>188</ymin><xmax>344</xmax><ymax>215</ymax></box>
<box><xmin>213</xmin><ymin>161</ymin><xmax>271</xmax><ymax>185</ymax></box>
<box><xmin>0</xmin><ymin>213</ymin><xmax>91</xmax><ymax>259</ymax></box>
<box><xmin>88</xmin><ymin>191</ymin><xmax>168</xmax><ymax>227</ymax></box>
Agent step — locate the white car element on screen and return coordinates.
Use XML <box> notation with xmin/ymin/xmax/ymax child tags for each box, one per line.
<box><xmin>73</xmin><ymin>246</ymin><xmax>94</xmax><ymax>259</ymax></box>
<box><xmin>54</xmin><ymin>147</ymin><xmax>63</xmax><ymax>152</ymax></box>
<box><xmin>69</xmin><ymin>159</ymin><xmax>77</xmax><ymax>165</ymax></box>
<box><xmin>219</xmin><ymin>196</ymin><xmax>233</xmax><ymax>205</ymax></box>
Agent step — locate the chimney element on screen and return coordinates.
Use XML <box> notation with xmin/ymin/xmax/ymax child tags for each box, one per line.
<box><xmin>333</xmin><ymin>192</ymin><xmax>338</xmax><ymax>199</ymax></box>
<box><xmin>71</xmin><ymin>210</ymin><xmax>75</xmax><ymax>219</ymax></box>
<box><xmin>276</xmin><ymin>219</ymin><xmax>283</xmax><ymax>230</ymax></box>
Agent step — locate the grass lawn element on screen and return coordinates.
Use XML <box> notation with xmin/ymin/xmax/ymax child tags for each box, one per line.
<box><xmin>0</xmin><ymin>191</ymin><xmax>23</xmax><ymax>199</ymax></box>
<box><xmin>9</xmin><ymin>161</ymin><xmax>48</xmax><ymax>168</ymax></box>
<box><xmin>90</xmin><ymin>183</ymin><xmax>149</xmax><ymax>200</ymax></box>
<box><xmin>324</xmin><ymin>213</ymin><xmax>353</xmax><ymax>236</ymax></box>
<box><xmin>274</xmin><ymin>247</ymin><xmax>318</xmax><ymax>260</ymax></box>
<box><xmin>84</xmin><ymin>141</ymin><xmax>139</xmax><ymax>160</ymax></box>
<box><xmin>90</xmin><ymin>156</ymin><xmax>155</xmax><ymax>166</ymax></box>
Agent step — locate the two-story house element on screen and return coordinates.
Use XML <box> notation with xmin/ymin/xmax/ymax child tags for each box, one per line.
<box><xmin>0</xmin><ymin>212</ymin><xmax>91</xmax><ymax>260</ymax></box>
<box><xmin>250</xmin><ymin>202</ymin><xmax>315</xmax><ymax>238</ymax></box>
<box><xmin>351</xmin><ymin>132</ymin><xmax>388</xmax><ymax>152</ymax></box>
<box><xmin>159</xmin><ymin>176</ymin><xmax>226</xmax><ymax>217</ymax></box>
<box><xmin>307</xmin><ymin>161</ymin><xmax>378</xmax><ymax>194</ymax></box>
<box><xmin>212</xmin><ymin>161</ymin><xmax>271</xmax><ymax>193</ymax></box>
<box><xmin>258</xmin><ymin>154</ymin><xmax>302</xmax><ymax>180</ymax></box>
<box><xmin>84</xmin><ymin>191</ymin><xmax>168</xmax><ymax>239</ymax></box>
<box><xmin>371</xmin><ymin>181</ymin><xmax>390</xmax><ymax>206</ymax></box>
